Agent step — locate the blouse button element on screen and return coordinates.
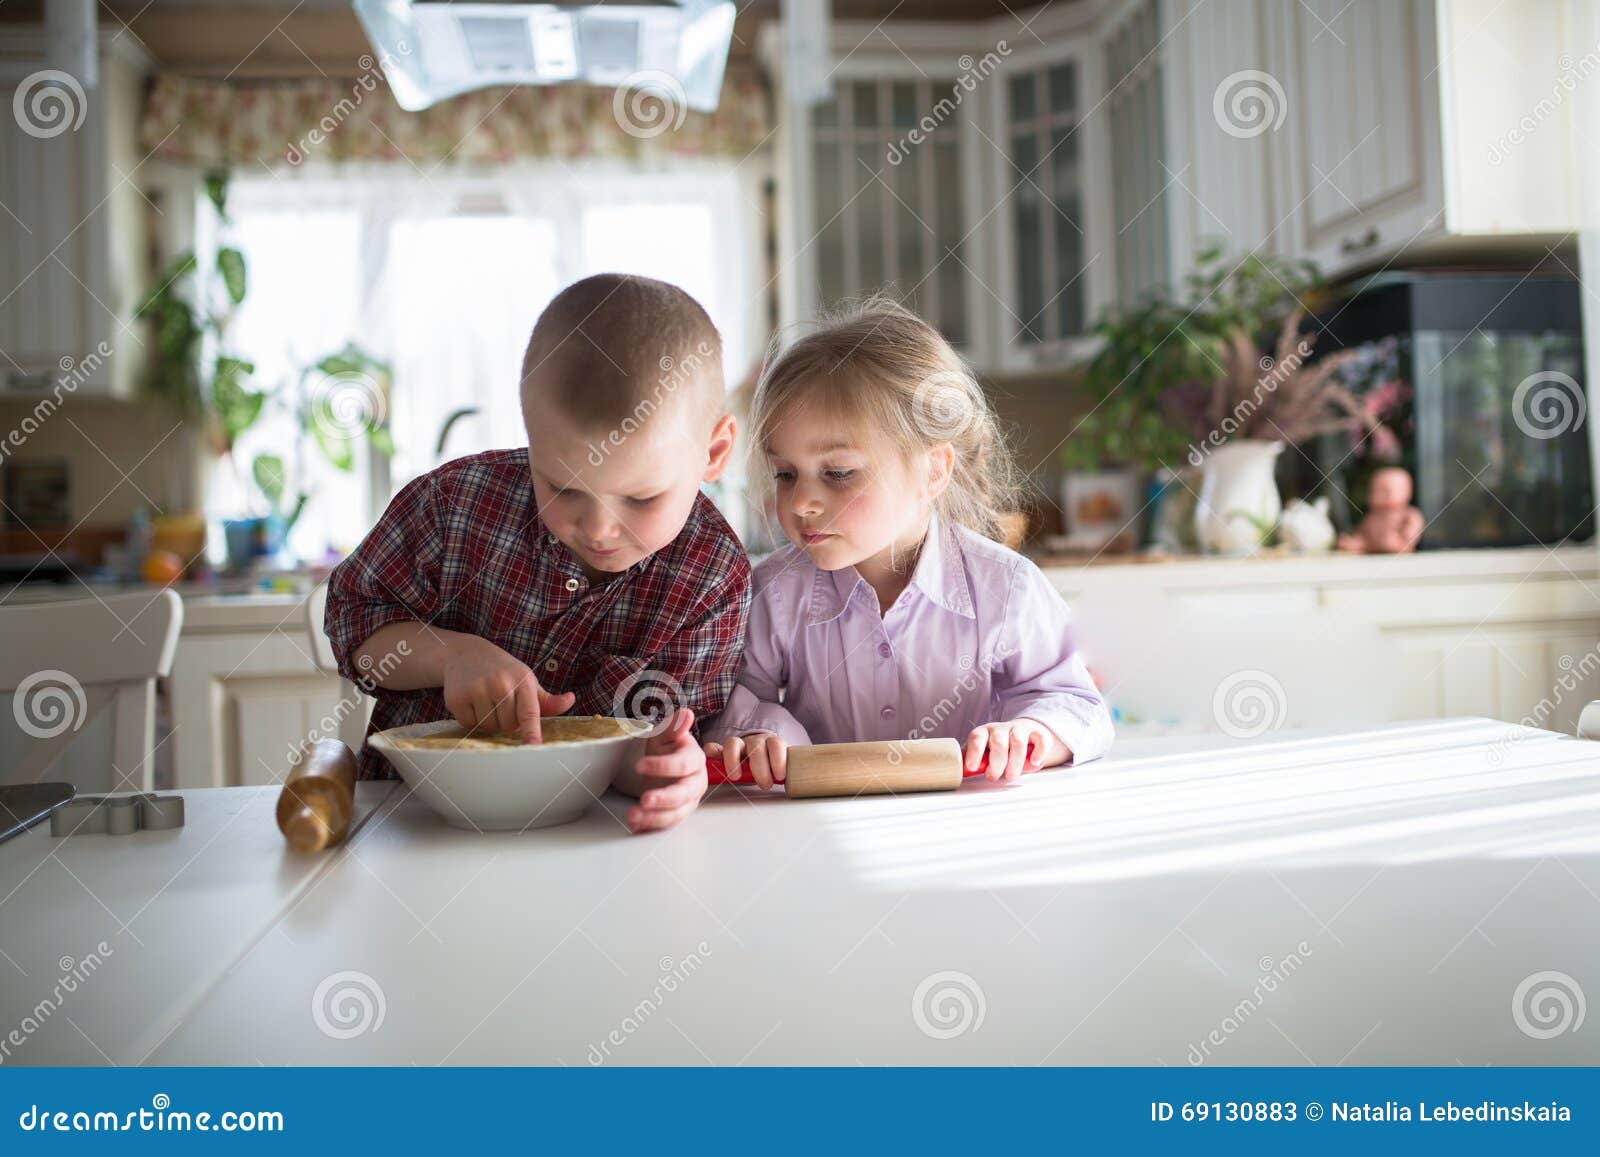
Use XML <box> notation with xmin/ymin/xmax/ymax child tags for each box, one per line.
<box><xmin>880</xmin><ymin>705</ymin><xmax>895</xmax><ymax>720</ymax></box>
<box><xmin>564</xmin><ymin>578</ymin><xmax>580</xmax><ymax>592</ymax></box>
<box><xmin>877</xmin><ymin>642</ymin><xmax>892</xmax><ymax>659</ymax></box>
<box><xmin>544</xmin><ymin>659</ymin><xmax>558</xmax><ymax>672</ymax></box>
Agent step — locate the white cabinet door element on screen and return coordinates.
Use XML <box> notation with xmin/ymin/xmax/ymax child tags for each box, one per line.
<box><xmin>799</xmin><ymin>74</ymin><xmax>980</xmax><ymax>356</ymax></box>
<box><xmin>0</xmin><ymin>79</ymin><xmax>97</xmax><ymax>391</ymax></box>
<box><xmin>1275</xmin><ymin>0</ymin><xmax>1444</xmax><ymax>273</ymax></box>
<box><xmin>168</xmin><ymin>630</ymin><xmax>371</xmax><ymax>788</ymax></box>
<box><xmin>1161</xmin><ymin>0</ymin><xmax>1288</xmax><ymax>277</ymax></box>
<box><xmin>989</xmin><ymin>39</ymin><xmax>1109</xmax><ymax>370</ymax></box>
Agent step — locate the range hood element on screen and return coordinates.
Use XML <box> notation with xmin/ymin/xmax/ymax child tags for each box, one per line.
<box><xmin>354</xmin><ymin>0</ymin><xmax>736</xmax><ymax>113</ymax></box>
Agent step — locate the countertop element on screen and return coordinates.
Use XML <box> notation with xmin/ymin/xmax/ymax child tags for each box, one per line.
<box><xmin>3</xmin><ymin>718</ymin><xmax>1597</xmax><ymax>1066</ymax></box>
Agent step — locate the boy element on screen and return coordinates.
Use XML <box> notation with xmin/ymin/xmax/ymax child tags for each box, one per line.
<box><xmin>324</xmin><ymin>274</ymin><xmax>749</xmax><ymax>834</ymax></box>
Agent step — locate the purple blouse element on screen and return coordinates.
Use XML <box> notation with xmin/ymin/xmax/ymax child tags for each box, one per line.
<box><xmin>707</xmin><ymin>512</ymin><xmax>1114</xmax><ymax>763</ymax></box>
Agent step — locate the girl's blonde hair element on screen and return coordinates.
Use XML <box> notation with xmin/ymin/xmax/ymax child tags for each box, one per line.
<box><xmin>751</xmin><ymin>297</ymin><xmax>1022</xmax><ymax>542</ymax></box>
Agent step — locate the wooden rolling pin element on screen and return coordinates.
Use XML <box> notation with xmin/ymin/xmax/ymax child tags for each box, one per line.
<box><xmin>706</xmin><ymin>737</ymin><xmax>1014</xmax><ymax>799</ymax></box>
<box><xmin>276</xmin><ymin>738</ymin><xmax>358</xmax><ymax>853</ymax></box>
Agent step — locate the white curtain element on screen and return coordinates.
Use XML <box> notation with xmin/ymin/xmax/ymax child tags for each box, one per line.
<box><xmin>224</xmin><ymin>160</ymin><xmax>766</xmax><ymax>557</ymax></box>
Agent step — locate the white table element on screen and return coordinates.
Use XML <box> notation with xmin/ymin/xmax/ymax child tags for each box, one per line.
<box><xmin>3</xmin><ymin>718</ymin><xmax>1597</xmax><ymax>1066</ymax></box>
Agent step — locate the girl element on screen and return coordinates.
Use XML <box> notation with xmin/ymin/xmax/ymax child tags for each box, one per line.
<box><xmin>704</xmin><ymin>299</ymin><xmax>1113</xmax><ymax>789</ymax></box>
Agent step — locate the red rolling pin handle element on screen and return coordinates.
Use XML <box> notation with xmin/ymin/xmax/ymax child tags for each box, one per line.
<box><xmin>705</xmin><ymin>739</ymin><xmax>1036</xmax><ymax>786</ymax></box>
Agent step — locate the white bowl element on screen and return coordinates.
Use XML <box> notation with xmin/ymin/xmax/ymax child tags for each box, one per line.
<box><xmin>368</xmin><ymin>718</ymin><xmax>650</xmax><ymax>831</ymax></box>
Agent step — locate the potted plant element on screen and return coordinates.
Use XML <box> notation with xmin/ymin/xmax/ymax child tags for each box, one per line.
<box><xmin>1189</xmin><ymin>308</ymin><xmax>1374</xmax><ymax>552</ymax></box>
<box><xmin>136</xmin><ymin>174</ymin><xmax>393</xmax><ymax>570</ymax></box>
<box><xmin>1057</xmin><ymin>391</ymin><xmax>1194</xmax><ymax>552</ymax></box>
<box><xmin>1077</xmin><ymin>248</ymin><xmax>1330</xmax><ymax>552</ymax></box>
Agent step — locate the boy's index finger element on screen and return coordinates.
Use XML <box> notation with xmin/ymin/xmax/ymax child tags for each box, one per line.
<box><xmin>515</xmin><ymin>677</ymin><xmax>544</xmax><ymax>744</ymax></box>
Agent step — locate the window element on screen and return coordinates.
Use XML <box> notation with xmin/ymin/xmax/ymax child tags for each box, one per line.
<box><xmin>1006</xmin><ymin>58</ymin><xmax>1087</xmax><ymax>344</ymax></box>
<box><xmin>1104</xmin><ymin>0</ymin><xmax>1171</xmax><ymax>304</ymax></box>
<box><xmin>810</xmin><ymin>80</ymin><xmax>969</xmax><ymax>345</ymax></box>
<box><xmin>224</xmin><ymin>167</ymin><xmax>760</xmax><ymax>557</ymax></box>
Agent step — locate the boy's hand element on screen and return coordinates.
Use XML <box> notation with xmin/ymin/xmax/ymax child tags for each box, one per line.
<box><xmin>440</xmin><ymin>634</ymin><xmax>575</xmax><ymax>743</ymax></box>
<box><xmin>626</xmin><ymin>708</ymin><xmax>707</xmax><ymax>834</ymax></box>
<box><xmin>706</xmin><ymin>731</ymin><xmax>787</xmax><ymax>790</ymax></box>
<box><xmin>964</xmin><ymin>718</ymin><xmax>1063</xmax><ymax>783</ymax></box>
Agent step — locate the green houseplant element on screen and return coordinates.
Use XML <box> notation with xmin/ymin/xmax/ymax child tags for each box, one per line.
<box><xmin>136</xmin><ymin>174</ymin><xmax>394</xmax><ymax>568</ymax></box>
<box><xmin>1069</xmin><ymin>247</ymin><xmax>1330</xmax><ymax>552</ymax></box>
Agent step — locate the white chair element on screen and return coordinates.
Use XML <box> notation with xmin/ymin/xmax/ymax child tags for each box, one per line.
<box><xmin>1</xmin><ymin>590</ymin><xmax>182</xmax><ymax>792</ymax></box>
<box><xmin>306</xmin><ymin>581</ymin><xmax>337</xmax><ymax>674</ymax></box>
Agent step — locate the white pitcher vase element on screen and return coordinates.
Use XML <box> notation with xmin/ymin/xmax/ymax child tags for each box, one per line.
<box><xmin>1194</xmin><ymin>439</ymin><xmax>1284</xmax><ymax>554</ymax></box>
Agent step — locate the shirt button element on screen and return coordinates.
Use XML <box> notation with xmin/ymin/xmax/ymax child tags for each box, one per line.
<box><xmin>564</xmin><ymin>578</ymin><xmax>580</xmax><ymax>592</ymax></box>
<box><xmin>880</xmin><ymin>705</ymin><xmax>895</xmax><ymax>720</ymax></box>
<box><xmin>877</xmin><ymin>642</ymin><xmax>892</xmax><ymax>659</ymax></box>
<box><xmin>544</xmin><ymin>659</ymin><xmax>558</xmax><ymax>672</ymax></box>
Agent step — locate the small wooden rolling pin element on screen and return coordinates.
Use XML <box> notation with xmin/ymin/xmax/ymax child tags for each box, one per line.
<box><xmin>706</xmin><ymin>737</ymin><xmax>1018</xmax><ymax>799</ymax></box>
<box><xmin>276</xmin><ymin>738</ymin><xmax>358</xmax><ymax>853</ymax></box>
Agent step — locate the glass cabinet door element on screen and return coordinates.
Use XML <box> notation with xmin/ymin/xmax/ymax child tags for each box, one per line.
<box><xmin>1004</xmin><ymin>58</ymin><xmax>1087</xmax><ymax>348</ymax></box>
<box><xmin>809</xmin><ymin>79</ymin><xmax>969</xmax><ymax>346</ymax></box>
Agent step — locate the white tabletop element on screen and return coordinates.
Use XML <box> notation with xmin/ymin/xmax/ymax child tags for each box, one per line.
<box><xmin>4</xmin><ymin>718</ymin><xmax>1598</xmax><ymax>1066</ymax></box>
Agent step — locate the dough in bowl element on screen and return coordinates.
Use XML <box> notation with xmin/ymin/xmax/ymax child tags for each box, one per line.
<box><xmin>393</xmin><ymin>715</ymin><xmax>632</xmax><ymax>750</ymax></box>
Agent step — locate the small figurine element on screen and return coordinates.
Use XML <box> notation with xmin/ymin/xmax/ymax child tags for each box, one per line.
<box><xmin>1278</xmin><ymin>496</ymin><xmax>1336</xmax><ymax>552</ymax></box>
<box><xmin>1337</xmin><ymin>466</ymin><xmax>1423</xmax><ymax>554</ymax></box>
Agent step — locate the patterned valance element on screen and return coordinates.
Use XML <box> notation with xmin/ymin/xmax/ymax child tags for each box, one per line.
<box><xmin>139</xmin><ymin>72</ymin><xmax>770</xmax><ymax>168</ymax></box>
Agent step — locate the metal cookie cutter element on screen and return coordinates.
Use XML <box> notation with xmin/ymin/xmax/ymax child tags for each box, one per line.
<box><xmin>50</xmin><ymin>793</ymin><xmax>185</xmax><ymax>838</ymax></box>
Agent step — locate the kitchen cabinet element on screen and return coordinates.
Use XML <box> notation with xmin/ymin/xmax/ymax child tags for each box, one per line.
<box><xmin>1165</xmin><ymin>0</ymin><xmax>1578</xmax><ymax>285</ymax></box>
<box><xmin>987</xmin><ymin>36</ymin><xmax>1110</xmax><ymax>370</ymax></box>
<box><xmin>767</xmin><ymin>1</ymin><xmax>1582</xmax><ymax>373</ymax></box>
<box><xmin>1103</xmin><ymin>0</ymin><xmax>1170</xmax><ymax>305</ymax></box>
<box><xmin>0</xmin><ymin>29</ymin><xmax>149</xmax><ymax>399</ymax></box>
<box><xmin>764</xmin><ymin>21</ymin><xmax>992</xmax><ymax>365</ymax></box>
<box><xmin>1271</xmin><ymin>0</ymin><xmax>1444</xmax><ymax>272</ymax></box>
<box><xmin>1047</xmin><ymin>545</ymin><xmax>1600</xmax><ymax>736</ymax></box>
<box><xmin>163</xmin><ymin>594</ymin><xmax>370</xmax><ymax>788</ymax></box>
<box><xmin>1160</xmin><ymin>0</ymin><xmax>1290</xmax><ymax>269</ymax></box>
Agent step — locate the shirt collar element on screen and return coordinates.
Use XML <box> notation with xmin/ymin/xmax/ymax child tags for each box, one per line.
<box><xmin>805</xmin><ymin>511</ymin><xmax>975</xmax><ymax>625</ymax></box>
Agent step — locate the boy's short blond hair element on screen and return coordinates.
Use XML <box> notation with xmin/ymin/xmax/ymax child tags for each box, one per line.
<box><xmin>520</xmin><ymin>273</ymin><xmax>725</xmax><ymax>436</ymax></box>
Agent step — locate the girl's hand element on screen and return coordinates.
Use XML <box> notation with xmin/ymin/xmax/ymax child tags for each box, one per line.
<box><xmin>626</xmin><ymin>708</ymin><xmax>707</xmax><ymax>834</ymax></box>
<box><xmin>964</xmin><ymin>718</ymin><xmax>1064</xmax><ymax>783</ymax></box>
<box><xmin>711</xmin><ymin>731</ymin><xmax>788</xmax><ymax>790</ymax></box>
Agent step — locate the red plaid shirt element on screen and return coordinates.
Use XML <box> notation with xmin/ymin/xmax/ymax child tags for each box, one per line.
<box><xmin>324</xmin><ymin>448</ymin><xmax>751</xmax><ymax>780</ymax></box>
